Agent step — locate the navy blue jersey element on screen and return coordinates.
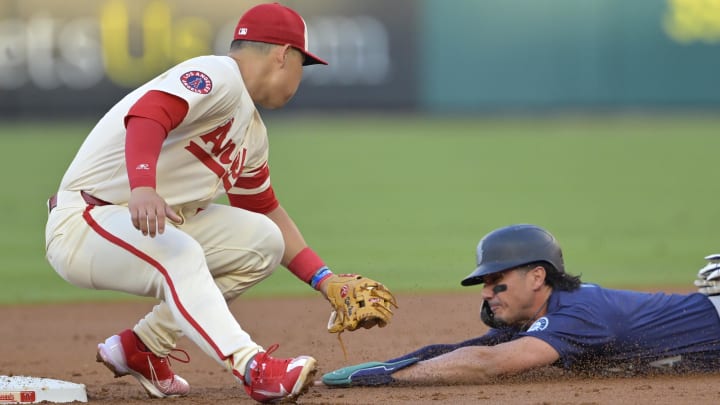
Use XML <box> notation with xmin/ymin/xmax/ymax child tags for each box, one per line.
<box><xmin>518</xmin><ymin>284</ymin><xmax>720</xmax><ymax>370</ymax></box>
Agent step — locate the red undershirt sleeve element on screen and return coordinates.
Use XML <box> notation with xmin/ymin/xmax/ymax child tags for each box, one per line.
<box><xmin>227</xmin><ymin>186</ymin><xmax>279</xmax><ymax>214</ymax></box>
<box><xmin>124</xmin><ymin>90</ymin><xmax>189</xmax><ymax>190</ymax></box>
<box><xmin>125</xmin><ymin>118</ymin><xmax>166</xmax><ymax>189</ymax></box>
<box><xmin>124</xmin><ymin>90</ymin><xmax>189</xmax><ymax>132</ymax></box>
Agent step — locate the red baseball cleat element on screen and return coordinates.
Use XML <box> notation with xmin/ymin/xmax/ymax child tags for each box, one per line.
<box><xmin>96</xmin><ymin>329</ymin><xmax>190</xmax><ymax>398</ymax></box>
<box><xmin>243</xmin><ymin>344</ymin><xmax>318</xmax><ymax>403</ymax></box>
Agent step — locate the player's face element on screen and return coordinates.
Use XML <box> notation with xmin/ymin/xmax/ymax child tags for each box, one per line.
<box><xmin>263</xmin><ymin>46</ymin><xmax>304</xmax><ymax>109</ymax></box>
<box><xmin>481</xmin><ymin>267</ymin><xmax>540</xmax><ymax>326</ymax></box>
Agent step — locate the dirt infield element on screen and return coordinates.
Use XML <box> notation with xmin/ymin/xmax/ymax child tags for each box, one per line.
<box><xmin>2</xmin><ymin>291</ymin><xmax>716</xmax><ymax>404</ymax></box>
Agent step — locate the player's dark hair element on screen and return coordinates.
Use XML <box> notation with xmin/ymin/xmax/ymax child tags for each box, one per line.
<box><xmin>230</xmin><ymin>39</ymin><xmax>278</xmax><ymax>53</ymax></box>
<box><xmin>528</xmin><ymin>261</ymin><xmax>582</xmax><ymax>291</ymax></box>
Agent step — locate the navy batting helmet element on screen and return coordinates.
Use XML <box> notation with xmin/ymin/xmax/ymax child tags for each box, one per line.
<box><xmin>461</xmin><ymin>224</ymin><xmax>564</xmax><ymax>286</ymax></box>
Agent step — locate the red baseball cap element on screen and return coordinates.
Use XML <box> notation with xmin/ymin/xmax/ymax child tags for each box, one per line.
<box><xmin>234</xmin><ymin>2</ymin><xmax>328</xmax><ymax>66</ymax></box>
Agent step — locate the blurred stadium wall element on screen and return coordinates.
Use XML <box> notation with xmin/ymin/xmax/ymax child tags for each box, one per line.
<box><xmin>1</xmin><ymin>0</ymin><xmax>719</xmax><ymax>119</ymax></box>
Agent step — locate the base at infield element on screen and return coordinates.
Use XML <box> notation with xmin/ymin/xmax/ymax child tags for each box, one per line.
<box><xmin>0</xmin><ymin>376</ymin><xmax>87</xmax><ymax>404</ymax></box>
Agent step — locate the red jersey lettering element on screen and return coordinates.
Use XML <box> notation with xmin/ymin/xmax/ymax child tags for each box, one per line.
<box><xmin>222</xmin><ymin>148</ymin><xmax>247</xmax><ymax>190</ymax></box>
<box><xmin>185</xmin><ymin>119</ymin><xmax>247</xmax><ymax>188</ymax></box>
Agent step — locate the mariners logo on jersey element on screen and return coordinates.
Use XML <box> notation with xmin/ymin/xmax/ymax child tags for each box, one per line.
<box><xmin>527</xmin><ymin>316</ymin><xmax>549</xmax><ymax>332</ymax></box>
<box><xmin>180</xmin><ymin>71</ymin><xmax>213</xmax><ymax>94</ymax></box>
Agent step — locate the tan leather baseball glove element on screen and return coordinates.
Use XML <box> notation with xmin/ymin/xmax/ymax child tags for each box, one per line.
<box><xmin>324</xmin><ymin>274</ymin><xmax>398</xmax><ymax>333</ymax></box>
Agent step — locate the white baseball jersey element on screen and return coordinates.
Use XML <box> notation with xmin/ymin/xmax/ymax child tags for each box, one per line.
<box><xmin>46</xmin><ymin>55</ymin><xmax>285</xmax><ymax>375</ymax></box>
<box><xmin>60</xmin><ymin>55</ymin><xmax>270</xmax><ymax>219</ymax></box>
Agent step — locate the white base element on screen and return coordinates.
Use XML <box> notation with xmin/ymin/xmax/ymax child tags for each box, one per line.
<box><xmin>0</xmin><ymin>376</ymin><xmax>87</xmax><ymax>403</ymax></box>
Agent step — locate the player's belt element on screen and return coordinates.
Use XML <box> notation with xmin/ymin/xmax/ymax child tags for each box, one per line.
<box><xmin>47</xmin><ymin>191</ymin><xmax>112</xmax><ymax>214</ymax></box>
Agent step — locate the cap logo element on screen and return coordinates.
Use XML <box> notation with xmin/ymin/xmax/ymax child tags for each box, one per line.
<box><xmin>238</xmin><ymin>27</ymin><xmax>248</xmax><ymax>36</ymax></box>
<box><xmin>180</xmin><ymin>71</ymin><xmax>212</xmax><ymax>94</ymax></box>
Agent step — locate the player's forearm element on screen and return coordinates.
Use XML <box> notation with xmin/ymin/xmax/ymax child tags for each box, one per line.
<box><xmin>264</xmin><ymin>205</ymin><xmax>308</xmax><ymax>266</ymax></box>
<box><xmin>265</xmin><ymin>205</ymin><xmax>334</xmax><ymax>293</ymax></box>
<box><xmin>393</xmin><ymin>347</ymin><xmax>499</xmax><ymax>385</ymax></box>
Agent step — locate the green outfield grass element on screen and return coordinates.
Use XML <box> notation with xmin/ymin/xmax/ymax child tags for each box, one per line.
<box><xmin>1</xmin><ymin>113</ymin><xmax>718</xmax><ymax>305</ymax></box>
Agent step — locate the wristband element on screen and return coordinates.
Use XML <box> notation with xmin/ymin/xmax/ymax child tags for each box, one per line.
<box><xmin>310</xmin><ymin>266</ymin><xmax>333</xmax><ymax>289</ymax></box>
<box><xmin>287</xmin><ymin>247</ymin><xmax>327</xmax><ymax>284</ymax></box>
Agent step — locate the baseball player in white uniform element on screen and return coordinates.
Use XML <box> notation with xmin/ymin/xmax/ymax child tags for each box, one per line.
<box><xmin>44</xmin><ymin>3</ymin><xmax>388</xmax><ymax>403</ymax></box>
